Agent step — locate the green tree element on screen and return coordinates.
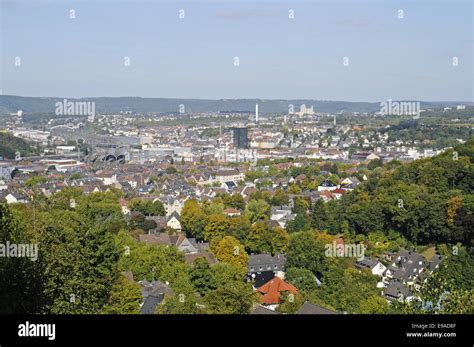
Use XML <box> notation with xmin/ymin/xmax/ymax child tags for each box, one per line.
<box><xmin>203</xmin><ymin>281</ymin><xmax>257</xmax><ymax>314</ymax></box>
<box><xmin>102</xmin><ymin>274</ymin><xmax>142</xmax><ymax>314</ymax></box>
<box><xmin>245</xmin><ymin>199</ymin><xmax>270</xmax><ymax>223</ymax></box>
<box><xmin>188</xmin><ymin>257</ymin><xmax>217</xmax><ymax>296</ymax></box>
<box><xmin>285</xmin><ymin>267</ymin><xmax>319</xmax><ymax>292</ymax></box>
<box><xmin>286</xmin><ymin>231</ymin><xmax>328</xmax><ymax>276</ymax></box>
<box><xmin>271</xmin><ymin>189</ymin><xmax>289</xmax><ymax>206</ymax></box>
<box><xmin>210</xmin><ymin>236</ymin><xmax>248</xmax><ymax>272</ymax></box>
<box><xmin>180</xmin><ymin>199</ymin><xmax>208</xmax><ymax>240</ymax></box>
<box><xmin>0</xmin><ymin>203</ymin><xmax>43</xmax><ymax>313</ymax></box>
<box><xmin>311</xmin><ymin>199</ymin><xmax>328</xmax><ymax>231</ymax></box>
<box><xmin>244</xmin><ymin>221</ymin><xmax>289</xmax><ymax>254</ymax></box>
<box><xmin>286</xmin><ymin>213</ymin><xmax>310</xmax><ymax>233</ymax></box>
<box><xmin>129</xmin><ymin>199</ymin><xmax>165</xmax><ymax>216</ymax></box>
<box><xmin>228</xmin><ymin>215</ymin><xmax>252</xmax><ymax>243</ymax></box>
<box><xmin>203</xmin><ymin>214</ymin><xmax>229</xmax><ymax>241</ymax></box>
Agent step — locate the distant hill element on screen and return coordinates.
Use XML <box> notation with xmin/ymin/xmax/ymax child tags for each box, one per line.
<box><xmin>0</xmin><ymin>132</ymin><xmax>39</xmax><ymax>159</ymax></box>
<box><xmin>0</xmin><ymin>95</ymin><xmax>472</xmax><ymax>115</ymax></box>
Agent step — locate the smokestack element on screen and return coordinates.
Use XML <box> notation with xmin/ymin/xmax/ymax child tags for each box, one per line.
<box><xmin>255</xmin><ymin>103</ymin><xmax>259</xmax><ymax>123</ymax></box>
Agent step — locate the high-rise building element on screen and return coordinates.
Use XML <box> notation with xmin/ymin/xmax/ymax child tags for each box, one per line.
<box><xmin>255</xmin><ymin>103</ymin><xmax>259</xmax><ymax>123</ymax></box>
<box><xmin>232</xmin><ymin>127</ymin><xmax>249</xmax><ymax>149</ymax></box>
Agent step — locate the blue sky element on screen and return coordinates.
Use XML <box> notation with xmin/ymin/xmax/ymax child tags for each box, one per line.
<box><xmin>1</xmin><ymin>0</ymin><xmax>473</xmax><ymax>101</ymax></box>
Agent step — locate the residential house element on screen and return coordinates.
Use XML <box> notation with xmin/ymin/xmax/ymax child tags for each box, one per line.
<box><xmin>248</xmin><ymin>253</ymin><xmax>287</xmax><ymax>276</ymax></box>
<box><xmin>317</xmin><ymin>179</ymin><xmax>338</xmax><ymax>192</ymax></box>
<box><xmin>215</xmin><ymin>169</ymin><xmax>245</xmax><ymax>184</ymax></box>
<box><xmin>166</xmin><ymin>211</ymin><xmax>182</xmax><ymax>231</ymax></box>
<box><xmin>5</xmin><ymin>193</ymin><xmax>27</xmax><ymax>204</ymax></box>
<box><xmin>355</xmin><ymin>257</ymin><xmax>387</xmax><ymax>277</ymax></box>
<box><xmin>139</xmin><ymin>280</ymin><xmax>174</xmax><ymax>314</ymax></box>
<box><xmin>296</xmin><ymin>301</ymin><xmax>337</xmax><ymax>315</ymax></box>
<box><xmin>256</xmin><ymin>277</ymin><xmax>298</xmax><ymax>309</ymax></box>
<box><xmin>270</xmin><ymin>206</ymin><xmax>295</xmax><ymax>228</ymax></box>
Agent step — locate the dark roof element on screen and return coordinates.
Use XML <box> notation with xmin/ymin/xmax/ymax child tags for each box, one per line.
<box><xmin>251</xmin><ymin>305</ymin><xmax>280</xmax><ymax>315</ymax></box>
<box><xmin>167</xmin><ymin>211</ymin><xmax>181</xmax><ymax>221</ymax></box>
<box><xmin>140</xmin><ymin>294</ymin><xmax>165</xmax><ymax>314</ymax></box>
<box><xmin>296</xmin><ymin>302</ymin><xmax>337</xmax><ymax>315</ymax></box>
<box><xmin>248</xmin><ymin>253</ymin><xmax>286</xmax><ymax>269</ymax></box>
<box><xmin>355</xmin><ymin>257</ymin><xmax>379</xmax><ymax>270</ymax></box>
<box><xmin>249</xmin><ymin>271</ymin><xmax>275</xmax><ymax>288</ymax></box>
<box><xmin>319</xmin><ymin>180</ymin><xmax>336</xmax><ymax>187</ymax></box>
<box><xmin>140</xmin><ymin>280</ymin><xmax>173</xmax><ymax>299</ymax></box>
<box><xmin>393</xmin><ymin>250</ymin><xmax>425</xmax><ymax>281</ymax></box>
<box><xmin>429</xmin><ymin>254</ymin><xmax>443</xmax><ymax>271</ymax></box>
<box><xmin>384</xmin><ymin>280</ymin><xmax>412</xmax><ymax>300</ymax></box>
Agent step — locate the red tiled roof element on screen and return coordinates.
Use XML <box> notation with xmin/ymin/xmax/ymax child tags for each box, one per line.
<box><xmin>257</xmin><ymin>277</ymin><xmax>298</xmax><ymax>305</ymax></box>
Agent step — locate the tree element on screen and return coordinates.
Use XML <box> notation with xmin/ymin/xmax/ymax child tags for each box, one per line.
<box><xmin>311</xmin><ymin>199</ymin><xmax>328</xmax><ymax>231</ymax></box>
<box><xmin>203</xmin><ymin>281</ymin><xmax>257</xmax><ymax>314</ymax></box>
<box><xmin>210</xmin><ymin>236</ymin><xmax>248</xmax><ymax>272</ymax></box>
<box><xmin>157</xmin><ymin>263</ymin><xmax>199</xmax><ymax>314</ymax></box>
<box><xmin>0</xmin><ymin>203</ymin><xmax>43</xmax><ymax>313</ymax></box>
<box><xmin>271</xmin><ymin>189</ymin><xmax>289</xmax><ymax>206</ymax></box>
<box><xmin>128</xmin><ymin>212</ymin><xmax>156</xmax><ymax>233</ymax></box>
<box><xmin>129</xmin><ymin>199</ymin><xmax>165</xmax><ymax>216</ymax></box>
<box><xmin>203</xmin><ymin>200</ymin><xmax>224</xmax><ymax>215</ymax></box>
<box><xmin>116</xmin><ymin>230</ymin><xmax>185</xmax><ymax>283</ymax></box>
<box><xmin>188</xmin><ymin>257</ymin><xmax>217</xmax><ymax>296</ymax></box>
<box><xmin>227</xmin><ymin>215</ymin><xmax>251</xmax><ymax>243</ymax></box>
<box><xmin>292</xmin><ymin>197</ymin><xmax>309</xmax><ymax>215</ymax></box>
<box><xmin>203</xmin><ymin>214</ymin><xmax>229</xmax><ymax>241</ymax></box>
<box><xmin>39</xmin><ymin>209</ymin><xmax>120</xmax><ymax>314</ymax></box>
<box><xmin>180</xmin><ymin>199</ymin><xmax>208</xmax><ymax>240</ymax></box>
<box><xmin>358</xmin><ymin>295</ymin><xmax>392</xmax><ymax>314</ymax></box>
<box><xmin>286</xmin><ymin>231</ymin><xmax>327</xmax><ymax>277</ymax></box>
<box><xmin>165</xmin><ymin>166</ymin><xmax>177</xmax><ymax>174</ymax></box>
<box><xmin>367</xmin><ymin>158</ymin><xmax>383</xmax><ymax>170</ymax></box>
<box><xmin>277</xmin><ymin>292</ymin><xmax>304</xmax><ymax>314</ymax></box>
<box><xmin>286</xmin><ymin>213</ymin><xmax>310</xmax><ymax>233</ymax></box>
<box><xmin>223</xmin><ymin>194</ymin><xmax>245</xmax><ymax>211</ymax></box>
<box><xmin>102</xmin><ymin>274</ymin><xmax>142</xmax><ymax>314</ymax></box>
<box><xmin>244</xmin><ymin>221</ymin><xmax>289</xmax><ymax>254</ymax></box>
<box><xmin>285</xmin><ymin>267</ymin><xmax>319</xmax><ymax>292</ymax></box>
<box><xmin>245</xmin><ymin>199</ymin><xmax>270</xmax><ymax>223</ymax></box>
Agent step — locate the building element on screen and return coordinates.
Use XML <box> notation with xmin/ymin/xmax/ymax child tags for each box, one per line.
<box><xmin>295</xmin><ymin>104</ymin><xmax>315</xmax><ymax>116</ymax></box>
<box><xmin>248</xmin><ymin>253</ymin><xmax>286</xmax><ymax>275</ymax></box>
<box><xmin>296</xmin><ymin>301</ymin><xmax>337</xmax><ymax>314</ymax></box>
<box><xmin>355</xmin><ymin>257</ymin><xmax>387</xmax><ymax>277</ymax></box>
<box><xmin>232</xmin><ymin>127</ymin><xmax>249</xmax><ymax>149</ymax></box>
<box><xmin>256</xmin><ymin>277</ymin><xmax>298</xmax><ymax>308</ymax></box>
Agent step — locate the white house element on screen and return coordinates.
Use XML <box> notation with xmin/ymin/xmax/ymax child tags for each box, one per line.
<box><xmin>355</xmin><ymin>257</ymin><xmax>387</xmax><ymax>277</ymax></box>
<box><xmin>5</xmin><ymin>193</ymin><xmax>27</xmax><ymax>204</ymax></box>
<box><xmin>167</xmin><ymin>212</ymin><xmax>182</xmax><ymax>231</ymax></box>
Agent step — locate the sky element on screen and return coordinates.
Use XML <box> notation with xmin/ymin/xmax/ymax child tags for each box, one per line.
<box><xmin>1</xmin><ymin>0</ymin><xmax>473</xmax><ymax>102</ymax></box>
